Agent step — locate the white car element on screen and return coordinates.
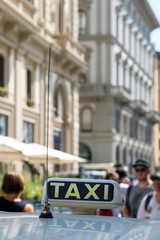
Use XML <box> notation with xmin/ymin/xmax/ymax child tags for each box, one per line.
<box><xmin>0</xmin><ymin>178</ymin><xmax>160</xmax><ymax>240</ymax></box>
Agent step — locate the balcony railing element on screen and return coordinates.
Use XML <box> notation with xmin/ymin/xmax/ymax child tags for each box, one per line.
<box><xmin>53</xmin><ymin>34</ymin><xmax>85</xmax><ymax>63</ymax></box>
<box><xmin>130</xmin><ymin>100</ymin><xmax>149</xmax><ymax>115</ymax></box>
<box><xmin>80</xmin><ymin>83</ymin><xmax>107</xmax><ymax>97</ymax></box>
<box><xmin>5</xmin><ymin>0</ymin><xmax>36</xmax><ymax>20</ymax></box>
<box><xmin>108</xmin><ymin>86</ymin><xmax>131</xmax><ymax>104</ymax></box>
<box><xmin>80</xmin><ymin>84</ymin><xmax>132</xmax><ymax>102</ymax></box>
<box><xmin>146</xmin><ymin>111</ymin><xmax>160</xmax><ymax>124</ymax></box>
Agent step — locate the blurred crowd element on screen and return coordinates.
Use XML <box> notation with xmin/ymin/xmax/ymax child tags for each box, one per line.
<box><xmin>92</xmin><ymin>158</ymin><xmax>160</xmax><ymax>220</ymax></box>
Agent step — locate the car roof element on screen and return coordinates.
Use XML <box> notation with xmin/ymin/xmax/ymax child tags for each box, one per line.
<box><xmin>1</xmin><ymin>178</ymin><xmax>160</xmax><ymax>240</ymax></box>
<box><xmin>0</xmin><ymin>212</ymin><xmax>160</xmax><ymax>240</ymax></box>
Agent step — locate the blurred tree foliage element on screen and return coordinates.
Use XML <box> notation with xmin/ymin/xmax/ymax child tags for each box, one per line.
<box><xmin>21</xmin><ymin>178</ymin><xmax>44</xmax><ymax>200</ymax></box>
<box><xmin>0</xmin><ymin>174</ymin><xmax>44</xmax><ymax>200</ymax></box>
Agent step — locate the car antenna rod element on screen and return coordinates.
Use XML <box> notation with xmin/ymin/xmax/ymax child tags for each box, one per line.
<box><xmin>39</xmin><ymin>47</ymin><xmax>53</xmax><ymax>218</ymax></box>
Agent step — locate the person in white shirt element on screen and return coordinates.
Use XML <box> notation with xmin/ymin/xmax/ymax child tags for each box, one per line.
<box><xmin>137</xmin><ymin>173</ymin><xmax>160</xmax><ymax>219</ymax></box>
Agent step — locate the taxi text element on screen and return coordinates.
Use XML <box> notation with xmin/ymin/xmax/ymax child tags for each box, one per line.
<box><xmin>48</xmin><ymin>181</ymin><xmax>114</xmax><ymax>202</ymax></box>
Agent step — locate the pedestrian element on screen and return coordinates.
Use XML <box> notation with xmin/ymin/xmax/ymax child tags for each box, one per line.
<box><xmin>98</xmin><ymin>171</ymin><xmax>119</xmax><ymax>216</ymax></box>
<box><xmin>137</xmin><ymin>173</ymin><xmax>160</xmax><ymax>219</ymax></box>
<box><xmin>116</xmin><ymin>168</ymin><xmax>130</xmax><ymax>197</ymax></box>
<box><xmin>123</xmin><ymin>158</ymin><xmax>153</xmax><ymax>218</ymax></box>
<box><xmin>105</xmin><ymin>171</ymin><xmax>119</xmax><ymax>181</ymax></box>
<box><xmin>0</xmin><ymin>171</ymin><xmax>34</xmax><ymax>212</ymax></box>
<box><xmin>91</xmin><ymin>171</ymin><xmax>119</xmax><ymax>216</ymax></box>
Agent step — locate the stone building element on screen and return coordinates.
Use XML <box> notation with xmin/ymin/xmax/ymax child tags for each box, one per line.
<box><xmin>0</xmin><ymin>0</ymin><xmax>86</xmax><ymax>174</ymax></box>
<box><xmin>78</xmin><ymin>0</ymin><xmax>160</xmax><ymax>172</ymax></box>
<box><xmin>153</xmin><ymin>52</ymin><xmax>160</xmax><ymax>169</ymax></box>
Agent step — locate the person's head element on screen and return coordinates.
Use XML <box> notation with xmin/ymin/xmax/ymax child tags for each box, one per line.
<box><xmin>132</xmin><ymin>159</ymin><xmax>151</xmax><ymax>181</ymax></box>
<box><xmin>105</xmin><ymin>171</ymin><xmax>119</xmax><ymax>182</ymax></box>
<box><xmin>2</xmin><ymin>171</ymin><xmax>24</xmax><ymax>195</ymax></box>
<box><xmin>116</xmin><ymin>168</ymin><xmax>131</xmax><ymax>184</ymax></box>
<box><xmin>151</xmin><ymin>173</ymin><xmax>160</xmax><ymax>193</ymax></box>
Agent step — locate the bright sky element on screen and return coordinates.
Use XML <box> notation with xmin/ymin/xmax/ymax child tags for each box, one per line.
<box><xmin>147</xmin><ymin>0</ymin><xmax>160</xmax><ymax>51</ymax></box>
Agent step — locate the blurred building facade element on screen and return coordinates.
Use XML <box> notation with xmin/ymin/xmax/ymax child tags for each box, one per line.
<box><xmin>0</xmin><ymin>0</ymin><xmax>86</xmax><ymax>174</ymax></box>
<box><xmin>154</xmin><ymin>52</ymin><xmax>160</xmax><ymax>169</ymax></box>
<box><xmin>78</xmin><ymin>0</ymin><xmax>160</xmax><ymax>172</ymax></box>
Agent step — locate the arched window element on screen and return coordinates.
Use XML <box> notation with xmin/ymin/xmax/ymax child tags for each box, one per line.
<box><xmin>54</xmin><ymin>89</ymin><xmax>64</xmax><ymax>118</ymax></box>
<box><xmin>79</xmin><ymin>9</ymin><xmax>87</xmax><ymax>35</ymax></box>
<box><xmin>0</xmin><ymin>55</ymin><xmax>5</xmax><ymax>87</ymax></box>
<box><xmin>53</xmin><ymin>86</ymin><xmax>66</xmax><ymax>151</ymax></box>
<box><xmin>81</xmin><ymin>107</ymin><xmax>93</xmax><ymax>132</ymax></box>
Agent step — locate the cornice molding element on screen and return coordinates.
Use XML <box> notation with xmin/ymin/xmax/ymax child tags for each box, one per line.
<box><xmin>131</xmin><ymin>0</ymin><xmax>160</xmax><ymax>30</ymax></box>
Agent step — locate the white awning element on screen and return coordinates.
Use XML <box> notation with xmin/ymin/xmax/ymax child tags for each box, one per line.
<box><xmin>81</xmin><ymin>163</ymin><xmax>115</xmax><ymax>171</ymax></box>
<box><xmin>0</xmin><ymin>136</ymin><xmax>86</xmax><ymax>164</ymax></box>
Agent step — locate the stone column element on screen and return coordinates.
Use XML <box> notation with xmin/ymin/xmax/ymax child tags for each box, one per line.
<box><xmin>72</xmin><ymin>83</ymin><xmax>79</xmax><ymax>156</ymax></box>
<box><xmin>8</xmin><ymin>48</ymin><xmax>15</xmax><ymax>102</ymax></box>
<box><xmin>15</xmin><ymin>50</ymin><xmax>23</xmax><ymax>140</ymax></box>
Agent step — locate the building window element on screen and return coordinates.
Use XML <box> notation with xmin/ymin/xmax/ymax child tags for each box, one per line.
<box><xmin>54</xmin><ymin>89</ymin><xmax>64</xmax><ymax>118</ymax></box>
<box><xmin>58</xmin><ymin>0</ymin><xmax>64</xmax><ymax>33</ymax></box>
<box><xmin>139</xmin><ymin>124</ymin><xmax>146</xmax><ymax>142</ymax></box>
<box><xmin>135</xmin><ymin>120</ymin><xmax>138</xmax><ymax>139</ymax></box>
<box><xmin>0</xmin><ymin>114</ymin><xmax>8</xmax><ymax>136</ymax></box>
<box><xmin>54</xmin><ymin>164</ymin><xmax>60</xmax><ymax>172</ymax></box>
<box><xmin>79</xmin><ymin>73</ymin><xmax>87</xmax><ymax>83</ymax></box>
<box><xmin>116</xmin><ymin>58</ymin><xmax>119</xmax><ymax>85</ymax></box>
<box><xmin>123</xmin><ymin>21</ymin><xmax>126</xmax><ymax>45</ymax></box>
<box><xmin>129</xmin><ymin>150</ymin><xmax>133</xmax><ymax>174</ymax></box>
<box><xmin>27</xmin><ymin>0</ymin><xmax>33</xmax><ymax>3</ymax></box>
<box><xmin>23</xmin><ymin>121</ymin><xmax>34</xmax><ymax>143</ymax></box>
<box><xmin>79</xmin><ymin>142</ymin><xmax>92</xmax><ymax>162</ymax></box>
<box><xmin>116</xmin><ymin>12</ymin><xmax>119</xmax><ymax>39</ymax></box>
<box><xmin>0</xmin><ymin>55</ymin><xmax>5</xmax><ymax>87</ymax></box>
<box><xmin>145</xmin><ymin>125</ymin><xmax>151</xmax><ymax>144</ymax></box>
<box><xmin>130</xmin><ymin>117</ymin><xmax>135</xmax><ymax>138</ymax></box>
<box><xmin>54</xmin><ymin>131</ymin><xmax>61</xmax><ymax>150</ymax></box>
<box><xmin>116</xmin><ymin>146</ymin><xmax>120</xmax><ymax>164</ymax></box>
<box><xmin>26</xmin><ymin>69</ymin><xmax>32</xmax><ymax>99</ymax></box>
<box><xmin>123</xmin><ymin>148</ymin><xmax>127</xmax><ymax>165</ymax></box>
<box><xmin>79</xmin><ymin>9</ymin><xmax>87</xmax><ymax>35</ymax></box>
<box><xmin>116</xmin><ymin>110</ymin><xmax>120</xmax><ymax>132</ymax></box>
<box><xmin>53</xmin><ymin>85</ymin><xmax>66</xmax><ymax>151</ymax></box>
<box><xmin>123</xmin><ymin>115</ymin><xmax>128</xmax><ymax>136</ymax></box>
<box><xmin>26</xmin><ymin>69</ymin><xmax>34</xmax><ymax>107</ymax></box>
<box><xmin>81</xmin><ymin>107</ymin><xmax>93</xmax><ymax>132</ymax></box>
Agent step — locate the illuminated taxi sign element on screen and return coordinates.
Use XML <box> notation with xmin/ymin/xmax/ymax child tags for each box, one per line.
<box><xmin>48</xmin><ymin>181</ymin><xmax>113</xmax><ymax>202</ymax></box>
<box><xmin>41</xmin><ymin>178</ymin><xmax>124</xmax><ymax>209</ymax></box>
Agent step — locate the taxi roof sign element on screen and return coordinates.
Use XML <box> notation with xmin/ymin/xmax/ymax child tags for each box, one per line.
<box><xmin>41</xmin><ymin>178</ymin><xmax>124</xmax><ymax>209</ymax></box>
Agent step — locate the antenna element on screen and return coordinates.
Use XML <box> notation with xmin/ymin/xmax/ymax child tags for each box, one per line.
<box><xmin>39</xmin><ymin>47</ymin><xmax>53</xmax><ymax>218</ymax></box>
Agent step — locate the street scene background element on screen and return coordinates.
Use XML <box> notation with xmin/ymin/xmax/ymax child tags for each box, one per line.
<box><xmin>0</xmin><ymin>0</ymin><xmax>160</xmax><ymax>215</ymax></box>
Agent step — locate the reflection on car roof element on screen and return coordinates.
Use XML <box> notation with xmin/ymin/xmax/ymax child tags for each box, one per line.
<box><xmin>0</xmin><ymin>212</ymin><xmax>160</xmax><ymax>240</ymax></box>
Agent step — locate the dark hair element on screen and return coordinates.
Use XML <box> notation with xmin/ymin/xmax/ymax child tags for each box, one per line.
<box><xmin>151</xmin><ymin>173</ymin><xmax>160</xmax><ymax>181</ymax></box>
<box><xmin>116</xmin><ymin>168</ymin><xmax>127</xmax><ymax>179</ymax></box>
<box><xmin>2</xmin><ymin>172</ymin><xmax>24</xmax><ymax>194</ymax></box>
